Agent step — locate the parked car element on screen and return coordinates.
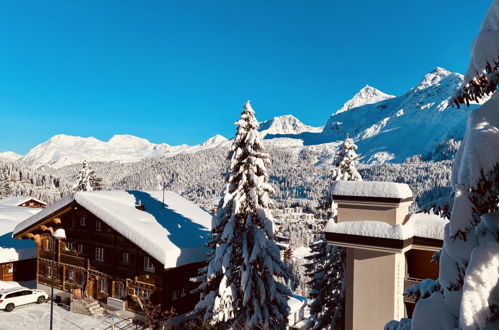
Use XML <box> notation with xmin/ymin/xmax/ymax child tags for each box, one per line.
<box><xmin>0</xmin><ymin>287</ymin><xmax>48</xmax><ymax>312</ymax></box>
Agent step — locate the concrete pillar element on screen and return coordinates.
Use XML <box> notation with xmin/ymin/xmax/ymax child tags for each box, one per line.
<box><xmin>344</xmin><ymin>248</ymin><xmax>405</xmax><ymax>330</ymax></box>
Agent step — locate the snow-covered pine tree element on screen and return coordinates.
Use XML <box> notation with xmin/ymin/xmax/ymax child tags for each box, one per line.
<box><xmin>0</xmin><ymin>171</ymin><xmax>12</xmax><ymax>198</ymax></box>
<box><xmin>332</xmin><ymin>134</ymin><xmax>362</xmax><ymax>182</ymax></box>
<box><xmin>399</xmin><ymin>2</ymin><xmax>499</xmax><ymax>329</ymax></box>
<box><xmin>306</xmin><ymin>136</ymin><xmax>363</xmax><ymax>330</ymax></box>
<box><xmin>305</xmin><ymin>237</ymin><xmax>345</xmax><ymax>329</ymax></box>
<box><xmin>194</xmin><ymin>101</ymin><xmax>291</xmax><ymax>329</ymax></box>
<box><xmin>73</xmin><ymin>160</ymin><xmax>103</xmax><ymax>192</ymax></box>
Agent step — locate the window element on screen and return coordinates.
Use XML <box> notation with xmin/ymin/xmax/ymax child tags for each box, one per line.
<box><xmin>123</xmin><ymin>252</ymin><xmax>130</xmax><ymax>263</ymax></box>
<box><xmin>143</xmin><ymin>256</ymin><xmax>155</xmax><ymax>272</ymax></box>
<box><xmin>68</xmin><ymin>270</ymin><xmax>74</xmax><ymax>280</ymax></box>
<box><xmin>172</xmin><ymin>290</ymin><xmax>179</xmax><ymax>301</ymax></box>
<box><xmin>117</xmin><ymin>282</ymin><xmax>126</xmax><ymax>298</ymax></box>
<box><xmin>80</xmin><ymin>216</ymin><xmax>86</xmax><ymax>226</ymax></box>
<box><xmin>43</xmin><ymin>239</ymin><xmax>51</xmax><ymax>251</ymax></box>
<box><xmin>143</xmin><ymin>290</ymin><xmax>151</xmax><ymax>301</ymax></box>
<box><xmin>95</xmin><ymin>247</ymin><xmax>104</xmax><ymax>261</ymax></box>
<box><xmin>77</xmin><ymin>244</ymin><xmax>84</xmax><ymax>254</ymax></box>
<box><xmin>95</xmin><ymin>220</ymin><xmax>102</xmax><ymax>232</ymax></box>
<box><xmin>71</xmin><ymin>218</ymin><xmax>76</xmax><ymax>228</ymax></box>
<box><xmin>65</xmin><ymin>242</ymin><xmax>73</xmax><ymax>252</ymax></box>
<box><xmin>99</xmin><ymin>278</ymin><xmax>108</xmax><ymax>294</ymax></box>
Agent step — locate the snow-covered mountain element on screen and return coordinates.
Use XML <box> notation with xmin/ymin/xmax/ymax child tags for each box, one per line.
<box><xmin>318</xmin><ymin>67</ymin><xmax>483</xmax><ymax>163</ymax></box>
<box><xmin>336</xmin><ymin>85</ymin><xmax>395</xmax><ymax>114</ymax></box>
<box><xmin>6</xmin><ymin>67</ymin><xmax>483</xmax><ymax>168</ymax></box>
<box><xmin>259</xmin><ymin>115</ymin><xmax>322</xmax><ymax>136</ymax></box>
<box><xmin>0</xmin><ymin>152</ymin><xmax>22</xmax><ymax>161</ymax></box>
<box><xmin>20</xmin><ymin>134</ymin><xmax>228</xmax><ymax>169</ymax></box>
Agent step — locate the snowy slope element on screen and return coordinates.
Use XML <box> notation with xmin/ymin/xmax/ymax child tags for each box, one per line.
<box><xmin>336</xmin><ymin>85</ymin><xmax>395</xmax><ymax>114</ymax></box>
<box><xmin>0</xmin><ymin>151</ymin><xmax>22</xmax><ymax>161</ymax></box>
<box><xmin>320</xmin><ymin>67</ymin><xmax>486</xmax><ymax>163</ymax></box>
<box><xmin>260</xmin><ymin>115</ymin><xmax>322</xmax><ymax>136</ymax></box>
<box><xmin>20</xmin><ymin>134</ymin><xmax>227</xmax><ymax>168</ymax></box>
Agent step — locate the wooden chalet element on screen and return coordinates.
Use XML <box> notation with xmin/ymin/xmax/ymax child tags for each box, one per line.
<box><xmin>0</xmin><ymin>196</ymin><xmax>47</xmax><ymax>208</ymax></box>
<box><xmin>12</xmin><ymin>190</ymin><xmax>212</xmax><ymax>315</ymax></box>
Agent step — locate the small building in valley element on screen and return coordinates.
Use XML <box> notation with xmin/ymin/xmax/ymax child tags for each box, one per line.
<box><xmin>0</xmin><ymin>204</ymin><xmax>41</xmax><ymax>282</ymax></box>
<box><xmin>0</xmin><ymin>197</ymin><xmax>47</xmax><ymax>208</ymax></box>
<box><xmin>324</xmin><ymin>181</ymin><xmax>447</xmax><ymax>330</ymax></box>
<box><xmin>12</xmin><ymin>190</ymin><xmax>212</xmax><ymax>315</ymax></box>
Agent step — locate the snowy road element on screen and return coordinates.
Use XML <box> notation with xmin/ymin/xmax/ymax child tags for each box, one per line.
<box><xmin>0</xmin><ymin>302</ymin><xmax>139</xmax><ymax>330</ymax></box>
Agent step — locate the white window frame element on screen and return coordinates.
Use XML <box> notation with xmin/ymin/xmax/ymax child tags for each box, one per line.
<box><xmin>96</xmin><ymin>220</ymin><xmax>102</xmax><ymax>232</ymax></box>
<box><xmin>95</xmin><ymin>247</ymin><xmax>104</xmax><ymax>262</ymax></box>
<box><xmin>77</xmin><ymin>244</ymin><xmax>84</xmax><ymax>254</ymax></box>
<box><xmin>123</xmin><ymin>252</ymin><xmax>130</xmax><ymax>263</ymax></box>
<box><xmin>118</xmin><ymin>282</ymin><xmax>126</xmax><ymax>298</ymax></box>
<box><xmin>100</xmin><ymin>278</ymin><xmax>108</xmax><ymax>294</ymax></box>
<box><xmin>68</xmin><ymin>269</ymin><xmax>74</xmax><ymax>280</ymax></box>
<box><xmin>80</xmin><ymin>216</ymin><xmax>86</xmax><ymax>227</ymax></box>
<box><xmin>143</xmin><ymin>256</ymin><xmax>155</xmax><ymax>272</ymax></box>
<box><xmin>66</xmin><ymin>242</ymin><xmax>73</xmax><ymax>252</ymax></box>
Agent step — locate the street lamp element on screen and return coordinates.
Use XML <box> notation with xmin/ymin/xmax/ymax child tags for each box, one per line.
<box><xmin>50</xmin><ymin>228</ymin><xmax>66</xmax><ymax>330</ymax></box>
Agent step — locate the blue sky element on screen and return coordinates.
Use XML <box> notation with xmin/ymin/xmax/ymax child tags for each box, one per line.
<box><xmin>0</xmin><ymin>1</ymin><xmax>491</xmax><ymax>154</ymax></box>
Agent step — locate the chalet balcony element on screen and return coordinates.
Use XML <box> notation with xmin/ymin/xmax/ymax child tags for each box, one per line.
<box><xmin>60</xmin><ymin>253</ymin><xmax>86</xmax><ymax>268</ymax></box>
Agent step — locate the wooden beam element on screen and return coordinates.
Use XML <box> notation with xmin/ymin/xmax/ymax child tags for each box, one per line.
<box><xmin>40</xmin><ymin>225</ymin><xmax>54</xmax><ymax>235</ymax></box>
<box><xmin>52</xmin><ymin>218</ymin><xmax>62</xmax><ymax>225</ymax></box>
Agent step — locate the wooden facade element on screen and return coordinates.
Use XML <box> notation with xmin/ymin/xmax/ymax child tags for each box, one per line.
<box><xmin>0</xmin><ymin>258</ymin><xmax>36</xmax><ymax>282</ymax></box>
<box><xmin>17</xmin><ymin>199</ymin><xmax>46</xmax><ymax>208</ymax></box>
<box><xmin>14</xmin><ymin>202</ymin><xmax>203</xmax><ymax>314</ymax></box>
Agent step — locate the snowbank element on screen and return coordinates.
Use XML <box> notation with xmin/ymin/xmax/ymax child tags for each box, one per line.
<box><xmin>331</xmin><ymin>181</ymin><xmax>412</xmax><ymax>199</ymax></box>
<box><xmin>325</xmin><ymin>212</ymin><xmax>447</xmax><ymax>241</ymax></box>
<box><xmin>14</xmin><ymin>190</ymin><xmax>212</xmax><ymax>268</ymax></box>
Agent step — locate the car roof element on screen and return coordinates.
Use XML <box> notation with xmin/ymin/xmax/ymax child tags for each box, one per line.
<box><xmin>0</xmin><ymin>287</ymin><xmax>30</xmax><ymax>295</ymax></box>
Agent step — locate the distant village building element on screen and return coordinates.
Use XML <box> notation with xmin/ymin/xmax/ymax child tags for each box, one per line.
<box><xmin>0</xmin><ymin>204</ymin><xmax>41</xmax><ymax>282</ymax></box>
<box><xmin>0</xmin><ymin>196</ymin><xmax>47</xmax><ymax>208</ymax></box>
<box><xmin>324</xmin><ymin>181</ymin><xmax>446</xmax><ymax>330</ymax></box>
<box><xmin>12</xmin><ymin>190</ymin><xmax>211</xmax><ymax>315</ymax></box>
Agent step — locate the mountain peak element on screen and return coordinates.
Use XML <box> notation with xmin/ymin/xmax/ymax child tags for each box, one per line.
<box><xmin>201</xmin><ymin>134</ymin><xmax>228</xmax><ymax>146</ymax></box>
<box><xmin>336</xmin><ymin>85</ymin><xmax>395</xmax><ymax>114</ymax></box>
<box><xmin>415</xmin><ymin>67</ymin><xmax>456</xmax><ymax>90</ymax></box>
<box><xmin>259</xmin><ymin>115</ymin><xmax>322</xmax><ymax>136</ymax></box>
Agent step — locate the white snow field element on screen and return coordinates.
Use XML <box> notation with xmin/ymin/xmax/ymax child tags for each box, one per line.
<box><xmin>0</xmin><ymin>302</ymin><xmax>137</xmax><ymax>330</ymax></box>
<box><xmin>13</xmin><ymin>190</ymin><xmax>212</xmax><ymax>269</ymax></box>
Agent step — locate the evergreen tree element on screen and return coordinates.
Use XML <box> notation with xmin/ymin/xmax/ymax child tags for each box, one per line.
<box><xmin>332</xmin><ymin>134</ymin><xmax>362</xmax><ymax>182</ymax></box>
<box><xmin>0</xmin><ymin>171</ymin><xmax>12</xmax><ymax>198</ymax></box>
<box><xmin>402</xmin><ymin>2</ymin><xmax>499</xmax><ymax>329</ymax></box>
<box><xmin>307</xmin><ymin>136</ymin><xmax>362</xmax><ymax>329</ymax></box>
<box><xmin>73</xmin><ymin>160</ymin><xmax>103</xmax><ymax>192</ymax></box>
<box><xmin>195</xmin><ymin>101</ymin><xmax>291</xmax><ymax>329</ymax></box>
<box><xmin>305</xmin><ymin>238</ymin><xmax>345</xmax><ymax>329</ymax></box>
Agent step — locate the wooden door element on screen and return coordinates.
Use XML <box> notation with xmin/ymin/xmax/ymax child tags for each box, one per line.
<box><xmin>87</xmin><ymin>278</ymin><xmax>96</xmax><ymax>299</ymax></box>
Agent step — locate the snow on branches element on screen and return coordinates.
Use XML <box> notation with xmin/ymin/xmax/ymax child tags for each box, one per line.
<box><xmin>73</xmin><ymin>160</ymin><xmax>103</xmax><ymax>192</ymax></box>
<box><xmin>194</xmin><ymin>101</ymin><xmax>291</xmax><ymax>329</ymax></box>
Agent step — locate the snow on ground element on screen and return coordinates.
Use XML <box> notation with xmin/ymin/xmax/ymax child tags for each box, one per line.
<box><xmin>331</xmin><ymin>180</ymin><xmax>413</xmax><ymax>199</ymax></box>
<box><xmin>14</xmin><ymin>190</ymin><xmax>211</xmax><ymax>268</ymax></box>
<box><xmin>0</xmin><ymin>302</ymin><xmax>137</xmax><ymax>330</ymax></box>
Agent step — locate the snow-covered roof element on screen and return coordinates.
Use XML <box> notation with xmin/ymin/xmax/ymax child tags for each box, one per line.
<box><xmin>13</xmin><ymin>191</ymin><xmax>212</xmax><ymax>268</ymax></box>
<box><xmin>0</xmin><ymin>205</ymin><xmax>40</xmax><ymax>264</ymax></box>
<box><xmin>325</xmin><ymin>211</ymin><xmax>448</xmax><ymax>241</ymax></box>
<box><xmin>331</xmin><ymin>181</ymin><xmax>413</xmax><ymax>200</ymax></box>
<box><xmin>288</xmin><ymin>294</ymin><xmax>307</xmax><ymax>314</ymax></box>
<box><xmin>0</xmin><ymin>196</ymin><xmax>46</xmax><ymax>207</ymax></box>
